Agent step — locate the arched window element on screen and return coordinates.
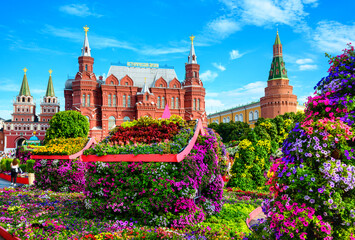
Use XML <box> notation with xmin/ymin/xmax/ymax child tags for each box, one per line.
<box><xmin>123</xmin><ymin>116</ymin><xmax>130</xmax><ymax>122</ymax></box>
<box><xmin>44</xmin><ymin>109</ymin><xmax>46</xmax><ymax>113</ymax></box>
<box><xmin>113</xmin><ymin>95</ymin><xmax>116</xmax><ymax>107</ymax></box>
<box><xmin>108</xmin><ymin>94</ymin><xmax>111</xmax><ymax>107</ymax></box>
<box><xmin>28</xmin><ymin>97</ymin><xmax>30</xmax><ymax>102</ymax></box>
<box><xmin>174</xmin><ymin>84</ymin><xmax>176</xmax><ymax>88</ymax></box>
<box><xmin>48</xmin><ymin>98</ymin><xmax>51</xmax><ymax>103</ymax></box>
<box><xmin>108</xmin><ymin>116</ymin><xmax>116</xmax><ymax>130</ymax></box>
<box><xmin>193</xmin><ymin>99</ymin><xmax>196</xmax><ymax>110</ymax></box>
<box><xmin>235</xmin><ymin>115</ymin><xmax>239</xmax><ymax>122</ymax></box>
<box><xmin>85</xmin><ymin>116</ymin><xmax>90</xmax><ymax>124</ymax></box>
<box><xmin>240</xmin><ymin>114</ymin><xmax>243</xmax><ymax>122</ymax></box>
<box><xmin>145</xmin><ymin>95</ymin><xmax>148</xmax><ymax>101</ymax></box>
<box><xmin>193</xmin><ymin>72</ymin><xmax>196</xmax><ymax>78</ymax></box>
<box><xmin>171</xmin><ymin>97</ymin><xmax>174</xmax><ymax>109</ymax></box>
<box><xmin>157</xmin><ymin>97</ymin><xmax>160</xmax><ymax>108</ymax></box>
<box><xmin>162</xmin><ymin>97</ymin><xmax>165</xmax><ymax>108</ymax></box>
<box><xmin>160</xmin><ymin>84</ymin><xmax>163</xmax><ymax>87</ymax></box>
<box><xmin>82</xmin><ymin>94</ymin><xmax>86</xmax><ymax>107</ymax></box>
<box><xmin>227</xmin><ymin>117</ymin><xmax>230</xmax><ymax>123</ymax></box>
<box><xmin>128</xmin><ymin>96</ymin><xmax>131</xmax><ymax>107</ymax></box>
<box><xmin>111</xmin><ymin>81</ymin><xmax>114</xmax><ymax>85</ymax></box>
<box><xmin>216</xmin><ymin>120</ymin><xmax>219</xmax><ymax>124</ymax></box>
<box><xmin>22</xmin><ymin>97</ymin><xmax>25</xmax><ymax>102</ymax></box>
<box><xmin>176</xmin><ymin>97</ymin><xmax>179</xmax><ymax>109</ymax></box>
<box><xmin>123</xmin><ymin>95</ymin><xmax>126</xmax><ymax>107</ymax></box>
<box><xmin>87</xmin><ymin>94</ymin><xmax>90</xmax><ymax>107</ymax></box>
<box><xmin>85</xmin><ymin>65</ymin><xmax>88</xmax><ymax>71</ymax></box>
<box><xmin>249</xmin><ymin>111</ymin><xmax>254</xmax><ymax>121</ymax></box>
<box><xmin>254</xmin><ymin>110</ymin><xmax>259</xmax><ymax>120</ymax></box>
<box><xmin>197</xmin><ymin>99</ymin><xmax>200</xmax><ymax>110</ymax></box>
<box><xmin>223</xmin><ymin>117</ymin><xmax>226</xmax><ymax>123</ymax></box>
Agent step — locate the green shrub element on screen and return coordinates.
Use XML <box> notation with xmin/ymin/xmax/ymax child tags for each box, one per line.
<box><xmin>26</xmin><ymin>160</ymin><xmax>35</xmax><ymax>173</ymax></box>
<box><xmin>19</xmin><ymin>163</ymin><xmax>26</xmax><ymax>173</ymax></box>
<box><xmin>4</xmin><ymin>159</ymin><xmax>12</xmax><ymax>171</ymax></box>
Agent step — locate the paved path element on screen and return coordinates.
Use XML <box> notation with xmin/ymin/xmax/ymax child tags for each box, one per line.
<box><xmin>0</xmin><ymin>177</ymin><xmax>23</xmax><ymax>189</ymax></box>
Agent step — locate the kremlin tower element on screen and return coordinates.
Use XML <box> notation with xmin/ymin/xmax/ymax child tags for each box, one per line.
<box><xmin>260</xmin><ymin>31</ymin><xmax>298</xmax><ymax>119</ymax></box>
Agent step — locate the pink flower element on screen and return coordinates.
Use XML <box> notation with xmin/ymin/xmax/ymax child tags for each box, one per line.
<box><xmin>325</xmin><ymin>107</ymin><xmax>331</xmax><ymax>112</ymax></box>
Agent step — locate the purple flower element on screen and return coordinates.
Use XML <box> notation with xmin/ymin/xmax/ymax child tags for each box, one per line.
<box><xmin>328</xmin><ymin>199</ymin><xmax>333</xmax><ymax>204</ymax></box>
<box><xmin>300</xmin><ymin>176</ymin><xmax>304</xmax><ymax>181</ymax></box>
<box><xmin>311</xmin><ymin>177</ymin><xmax>315</xmax><ymax>182</ymax></box>
<box><xmin>318</xmin><ymin>188</ymin><xmax>324</xmax><ymax>193</ymax></box>
<box><xmin>310</xmin><ymin>199</ymin><xmax>315</xmax><ymax>204</ymax></box>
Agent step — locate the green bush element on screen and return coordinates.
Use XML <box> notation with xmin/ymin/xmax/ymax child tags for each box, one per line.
<box><xmin>44</xmin><ymin>110</ymin><xmax>89</xmax><ymax>143</ymax></box>
<box><xmin>3</xmin><ymin>159</ymin><xmax>13</xmax><ymax>171</ymax></box>
<box><xmin>26</xmin><ymin>160</ymin><xmax>35</xmax><ymax>173</ymax></box>
<box><xmin>19</xmin><ymin>163</ymin><xmax>26</xmax><ymax>173</ymax></box>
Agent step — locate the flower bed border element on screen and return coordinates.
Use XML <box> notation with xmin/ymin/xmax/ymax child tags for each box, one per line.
<box><xmin>82</xmin><ymin>119</ymin><xmax>204</xmax><ymax>163</ymax></box>
<box><xmin>0</xmin><ymin>173</ymin><xmax>29</xmax><ymax>184</ymax></box>
<box><xmin>30</xmin><ymin>138</ymin><xmax>96</xmax><ymax>160</ymax></box>
<box><xmin>0</xmin><ymin>226</ymin><xmax>21</xmax><ymax>240</ymax></box>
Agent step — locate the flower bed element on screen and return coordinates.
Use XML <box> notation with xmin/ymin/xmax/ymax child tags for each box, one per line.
<box><xmin>0</xmin><ymin>186</ymin><xmax>259</xmax><ymax>239</ymax></box>
<box><xmin>81</xmin><ymin>116</ymin><xmax>227</xmax><ymax>228</ymax></box>
<box><xmin>247</xmin><ymin>45</ymin><xmax>355</xmax><ymax>239</ymax></box>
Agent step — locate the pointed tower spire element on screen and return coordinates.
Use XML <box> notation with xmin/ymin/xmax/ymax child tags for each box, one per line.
<box><xmin>188</xmin><ymin>35</ymin><xmax>197</xmax><ymax>64</ymax></box>
<box><xmin>81</xmin><ymin>25</ymin><xmax>91</xmax><ymax>57</ymax></box>
<box><xmin>139</xmin><ymin>77</ymin><xmax>151</xmax><ymax>95</ymax></box>
<box><xmin>269</xmin><ymin>31</ymin><xmax>287</xmax><ymax>80</ymax></box>
<box><xmin>19</xmin><ymin>67</ymin><xmax>31</xmax><ymax>96</ymax></box>
<box><xmin>45</xmin><ymin>69</ymin><xmax>55</xmax><ymax>97</ymax></box>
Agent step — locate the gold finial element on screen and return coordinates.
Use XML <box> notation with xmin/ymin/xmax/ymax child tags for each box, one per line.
<box><xmin>33</xmin><ymin>131</ymin><xmax>36</xmax><ymax>135</ymax></box>
<box><xmin>83</xmin><ymin>25</ymin><xmax>89</xmax><ymax>35</ymax></box>
<box><xmin>23</xmin><ymin>67</ymin><xmax>27</xmax><ymax>74</ymax></box>
<box><xmin>49</xmin><ymin>69</ymin><xmax>52</xmax><ymax>76</ymax></box>
<box><xmin>144</xmin><ymin>77</ymin><xmax>146</xmax><ymax>84</ymax></box>
<box><xmin>189</xmin><ymin>35</ymin><xmax>195</xmax><ymax>44</ymax></box>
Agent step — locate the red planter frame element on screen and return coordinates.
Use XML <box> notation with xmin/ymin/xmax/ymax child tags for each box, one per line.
<box><xmin>0</xmin><ymin>226</ymin><xmax>21</xmax><ymax>240</ymax></box>
<box><xmin>82</xmin><ymin>120</ymin><xmax>204</xmax><ymax>163</ymax></box>
<box><xmin>0</xmin><ymin>173</ymin><xmax>29</xmax><ymax>184</ymax></box>
<box><xmin>30</xmin><ymin>138</ymin><xmax>97</xmax><ymax>160</ymax></box>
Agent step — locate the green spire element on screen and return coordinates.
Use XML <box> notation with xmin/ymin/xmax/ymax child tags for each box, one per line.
<box><xmin>274</xmin><ymin>30</ymin><xmax>281</xmax><ymax>45</ymax></box>
<box><xmin>45</xmin><ymin>69</ymin><xmax>55</xmax><ymax>97</ymax></box>
<box><xmin>19</xmin><ymin>68</ymin><xmax>31</xmax><ymax>96</ymax></box>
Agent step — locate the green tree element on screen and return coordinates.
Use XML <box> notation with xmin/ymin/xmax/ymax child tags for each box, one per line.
<box><xmin>44</xmin><ymin>110</ymin><xmax>89</xmax><ymax>142</ymax></box>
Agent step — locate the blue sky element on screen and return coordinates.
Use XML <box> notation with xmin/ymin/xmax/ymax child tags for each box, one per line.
<box><xmin>0</xmin><ymin>0</ymin><xmax>354</xmax><ymax>119</ymax></box>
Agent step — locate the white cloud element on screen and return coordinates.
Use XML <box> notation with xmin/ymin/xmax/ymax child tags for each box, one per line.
<box><xmin>212</xmin><ymin>63</ymin><xmax>226</xmax><ymax>71</ymax></box>
<box><xmin>313</xmin><ymin>21</ymin><xmax>355</xmax><ymax>54</ymax></box>
<box><xmin>207</xmin><ymin>17</ymin><xmax>241</xmax><ymax>39</ymax></box>
<box><xmin>229</xmin><ymin>49</ymin><xmax>244</xmax><ymax>60</ymax></box>
<box><xmin>299</xmin><ymin>64</ymin><xmax>318</xmax><ymax>71</ymax></box>
<box><xmin>205</xmin><ymin>99</ymin><xmax>225</xmax><ymax>114</ymax></box>
<box><xmin>200</xmin><ymin>70</ymin><xmax>218</xmax><ymax>82</ymax></box>
<box><xmin>59</xmin><ymin>4</ymin><xmax>102</xmax><ymax>18</ymax></box>
<box><xmin>0</xmin><ymin>110</ymin><xmax>12</xmax><ymax>120</ymax></box>
<box><xmin>295</xmin><ymin>58</ymin><xmax>313</xmax><ymax>64</ymax></box>
<box><xmin>206</xmin><ymin>81</ymin><xmax>266</xmax><ymax>114</ymax></box>
<box><xmin>302</xmin><ymin>0</ymin><xmax>318</xmax><ymax>7</ymax></box>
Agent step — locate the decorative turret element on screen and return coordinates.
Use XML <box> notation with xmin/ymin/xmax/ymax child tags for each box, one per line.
<box><xmin>188</xmin><ymin>35</ymin><xmax>197</xmax><ymax>64</ymax></box>
<box><xmin>19</xmin><ymin>68</ymin><xmax>31</xmax><ymax>96</ymax></box>
<box><xmin>260</xmin><ymin>31</ymin><xmax>297</xmax><ymax>119</ymax></box>
<box><xmin>45</xmin><ymin>69</ymin><xmax>55</xmax><ymax>97</ymax></box>
<box><xmin>82</xmin><ymin>25</ymin><xmax>91</xmax><ymax>57</ymax></box>
<box><xmin>40</xmin><ymin>70</ymin><xmax>60</xmax><ymax>122</ymax></box>
<box><xmin>268</xmin><ymin>31</ymin><xmax>288</xmax><ymax>81</ymax></box>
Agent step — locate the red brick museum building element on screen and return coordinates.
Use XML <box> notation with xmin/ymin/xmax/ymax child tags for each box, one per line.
<box><xmin>64</xmin><ymin>27</ymin><xmax>206</xmax><ymax>140</ymax></box>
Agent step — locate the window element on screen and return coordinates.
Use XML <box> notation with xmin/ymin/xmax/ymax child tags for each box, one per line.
<box><xmin>197</xmin><ymin>99</ymin><xmax>200</xmax><ymax>110</ymax></box>
<box><xmin>216</xmin><ymin>120</ymin><xmax>219</xmax><ymax>124</ymax></box>
<box><xmin>125</xmin><ymin>82</ymin><xmax>128</xmax><ymax>86</ymax></box>
<box><xmin>27</xmin><ymin>118</ymin><xmax>29</xmax><ymax>122</ymax></box>
<box><xmin>48</xmin><ymin>98</ymin><xmax>51</xmax><ymax>103</ymax></box>
<box><xmin>162</xmin><ymin>97</ymin><xmax>165</xmax><ymax>108</ymax></box>
<box><xmin>86</xmin><ymin>116</ymin><xmax>90</xmax><ymax>123</ymax></box>
<box><xmin>108</xmin><ymin>94</ymin><xmax>111</xmax><ymax>106</ymax></box>
<box><xmin>15</xmin><ymin>118</ymin><xmax>18</xmax><ymax>121</ymax></box>
<box><xmin>26</xmin><ymin>108</ymin><xmax>28</xmax><ymax>112</ymax></box>
<box><xmin>123</xmin><ymin>95</ymin><xmax>126</xmax><ymax>107</ymax></box>
<box><xmin>34</xmin><ymin>126</ymin><xmax>37</xmax><ymax>130</ymax></box>
<box><xmin>160</xmin><ymin>84</ymin><xmax>163</xmax><ymax>87</ymax></box>
<box><xmin>249</xmin><ymin>111</ymin><xmax>254</xmax><ymax>121</ymax></box>
<box><xmin>82</xmin><ymin>94</ymin><xmax>86</xmax><ymax>107</ymax></box>
<box><xmin>176</xmin><ymin>97</ymin><xmax>179</xmax><ymax>109</ymax></box>
<box><xmin>85</xmin><ymin>65</ymin><xmax>88</xmax><ymax>71</ymax></box>
<box><xmin>21</xmin><ymin>118</ymin><xmax>24</xmax><ymax>121</ymax></box>
<box><xmin>173</xmin><ymin>84</ymin><xmax>176</xmax><ymax>88</ymax></box>
<box><xmin>227</xmin><ymin>117</ymin><xmax>230</xmax><ymax>123</ymax></box>
<box><xmin>128</xmin><ymin>95</ymin><xmax>131</xmax><ymax>107</ymax></box>
<box><xmin>17</xmin><ymin>108</ymin><xmax>20</xmax><ymax>112</ymax></box>
<box><xmin>193</xmin><ymin>72</ymin><xmax>196</xmax><ymax>78</ymax></box>
<box><xmin>223</xmin><ymin>117</ymin><xmax>226</xmax><ymax>123</ymax></box>
<box><xmin>113</xmin><ymin>95</ymin><xmax>116</xmax><ymax>107</ymax></box>
<box><xmin>87</xmin><ymin>94</ymin><xmax>90</xmax><ymax>107</ymax></box>
<box><xmin>108</xmin><ymin>116</ymin><xmax>116</xmax><ymax>130</ymax></box>
<box><xmin>44</xmin><ymin>109</ymin><xmax>46</xmax><ymax>113</ymax></box>
<box><xmin>235</xmin><ymin>115</ymin><xmax>239</xmax><ymax>122</ymax></box>
<box><xmin>145</xmin><ymin>95</ymin><xmax>148</xmax><ymax>101</ymax></box>
<box><xmin>171</xmin><ymin>97</ymin><xmax>174</xmax><ymax>109</ymax></box>
<box><xmin>22</xmin><ymin>97</ymin><xmax>25</xmax><ymax>102</ymax></box>
<box><xmin>111</xmin><ymin>81</ymin><xmax>114</xmax><ymax>85</ymax></box>
<box><xmin>123</xmin><ymin>116</ymin><xmax>130</xmax><ymax>122</ymax></box>
<box><xmin>254</xmin><ymin>110</ymin><xmax>259</xmax><ymax>120</ymax></box>
<box><xmin>28</xmin><ymin>97</ymin><xmax>30</xmax><ymax>102</ymax></box>
<box><xmin>193</xmin><ymin>99</ymin><xmax>196</xmax><ymax>110</ymax></box>
<box><xmin>157</xmin><ymin>97</ymin><xmax>160</xmax><ymax>108</ymax></box>
<box><xmin>52</xmin><ymin>109</ymin><xmax>55</xmax><ymax>112</ymax></box>
<box><xmin>240</xmin><ymin>114</ymin><xmax>243</xmax><ymax>122</ymax></box>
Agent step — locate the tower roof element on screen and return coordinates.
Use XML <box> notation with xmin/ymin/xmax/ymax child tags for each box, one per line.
<box><xmin>274</xmin><ymin>30</ymin><xmax>281</xmax><ymax>45</ymax></box>
<box><xmin>45</xmin><ymin>69</ymin><xmax>55</xmax><ymax>97</ymax></box>
<box><xmin>188</xmin><ymin>35</ymin><xmax>197</xmax><ymax>64</ymax></box>
<box><xmin>81</xmin><ymin>25</ymin><xmax>91</xmax><ymax>57</ymax></box>
<box><xmin>19</xmin><ymin>68</ymin><xmax>31</xmax><ymax>96</ymax></box>
<box><xmin>138</xmin><ymin>78</ymin><xmax>151</xmax><ymax>95</ymax></box>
